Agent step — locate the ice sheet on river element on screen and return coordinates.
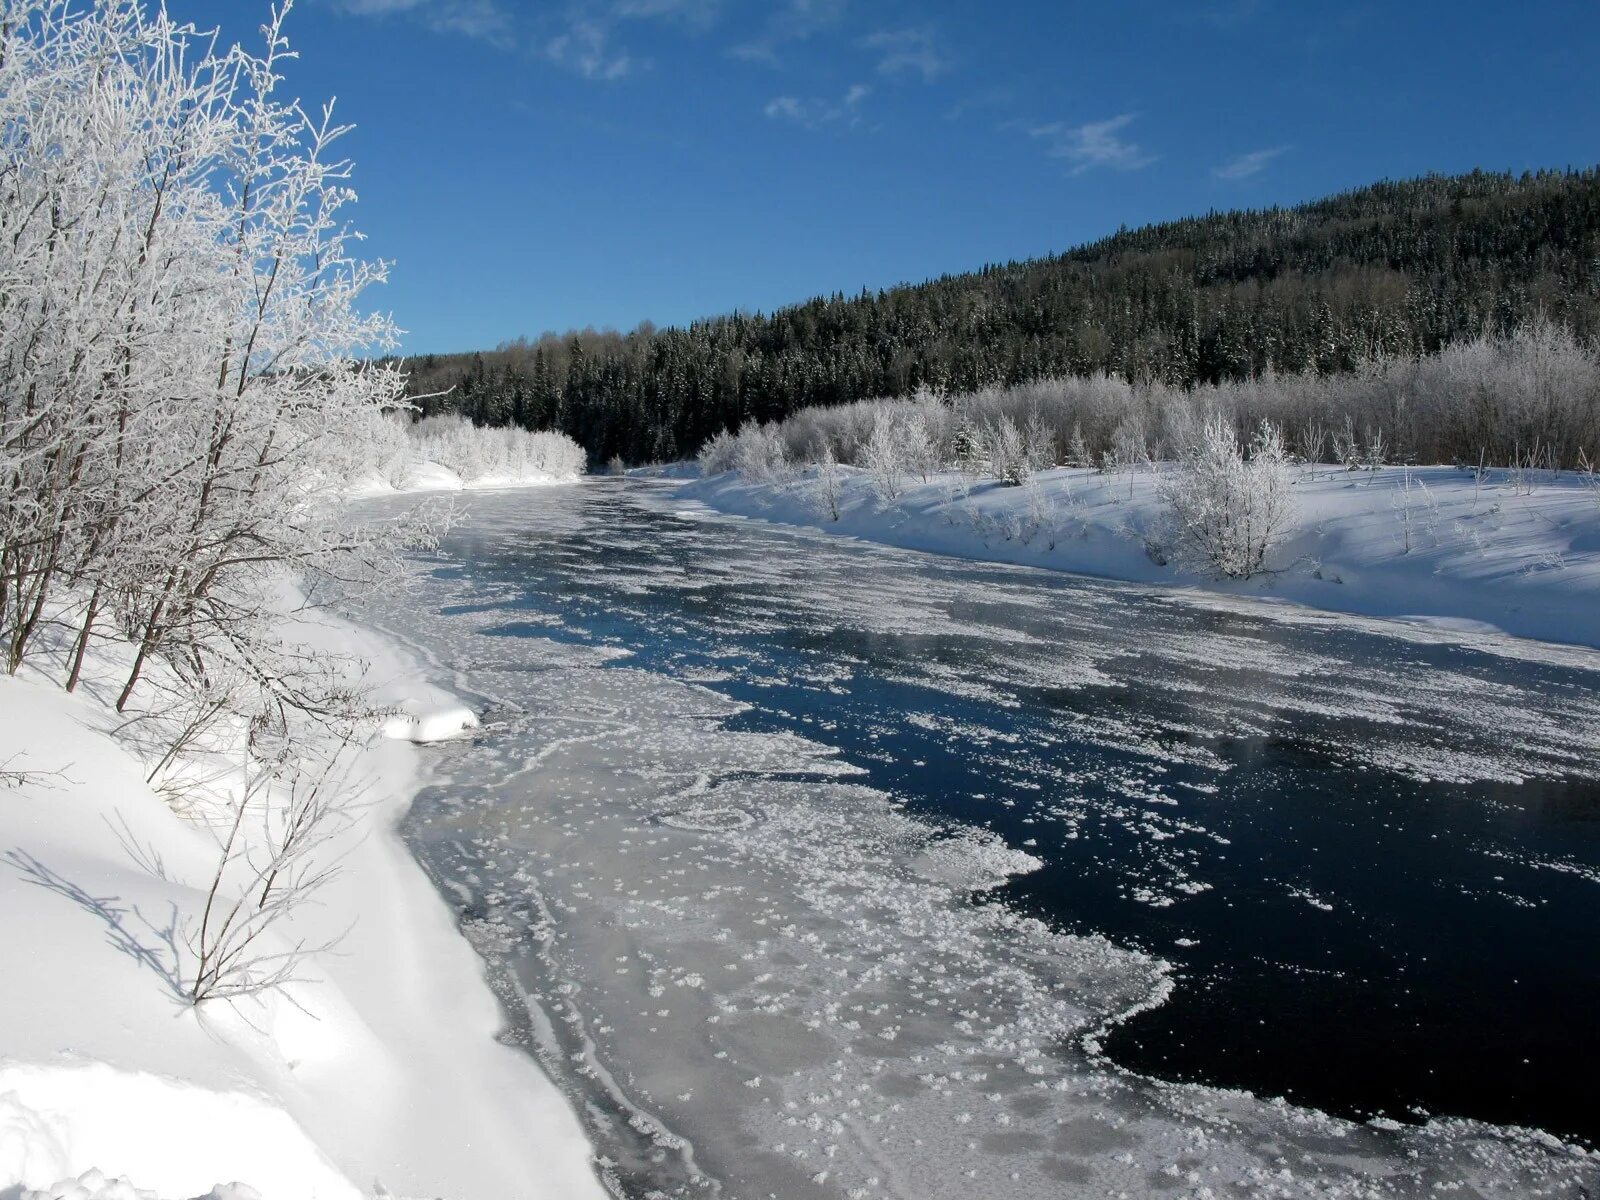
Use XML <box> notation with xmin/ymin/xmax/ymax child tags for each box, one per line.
<box><xmin>362</xmin><ymin>568</ymin><xmax>1597</xmax><ymax>1200</ymax></box>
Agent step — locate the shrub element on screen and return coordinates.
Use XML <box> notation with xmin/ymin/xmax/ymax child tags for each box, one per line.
<box><xmin>1158</xmin><ymin>416</ymin><xmax>1297</xmax><ymax>579</ymax></box>
<box><xmin>697</xmin><ymin>430</ymin><xmax>738</xmax><ymax>475</ymax></box>
<box><xmin>407</xmin><ymin>415</ymin><xmax>586</xmax><ymax>481</ymax></box>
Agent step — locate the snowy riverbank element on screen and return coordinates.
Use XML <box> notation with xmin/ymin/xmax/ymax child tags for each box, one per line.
<box><xmin>0</xmin><ymin>599</ymin><xmax>603</xmax><ymax>1197</ymax></box>
<box><xmin>676</xmin><ymin>463</ymin><xmax>1600</xmax><ymax>649</ymax></box>
<box><xmin>345</xmin><ymin>460</ymin><xmax>576</xmax><ymax>498</ymax></box>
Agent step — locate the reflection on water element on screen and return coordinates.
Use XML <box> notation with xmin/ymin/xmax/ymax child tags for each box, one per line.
<box><xmin>358</xmin><ymin>480</ymin><xmax>1600</xmax><ymax>1199</ymax></box>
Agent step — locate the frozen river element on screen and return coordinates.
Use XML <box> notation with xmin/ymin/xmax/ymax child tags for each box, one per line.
<box><xmin>358</xmin><ymin>479</ymin><xmax>1600</xmax><ymax>1199</ymax></box>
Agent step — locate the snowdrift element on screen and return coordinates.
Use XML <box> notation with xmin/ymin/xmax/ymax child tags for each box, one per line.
<box><xmin>0</xmin><ymin>618</ymin><xmax>602</xmax><ymax>1199</ymax></box>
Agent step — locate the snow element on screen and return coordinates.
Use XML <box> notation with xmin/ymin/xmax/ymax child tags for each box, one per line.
<box><xmin>677</xmin><ymin>462</ymin><xmax>1600</xmax><ymax>649</ymax></box>
<box><xmin>0</xmin><ymin>1065</ymin><xmax>351</xmax><ymax>1200</ymax></box>
<box><xmin>15</xmin><ymin>1166</ymin><xmax>261</xmax><ymax>1200</ymax></box>
<box><xmin>380</xmin><ymin>702</ymin><xmax>479</xmax><ymax>743</ymax></box>
<box><xmin>0</xmin><ymin>607</ymin><xmax>603</xmax><ymax>1198</ymax></box>
<box><xmin>345</xmin><ymin>459</ymin><xmax>573</xmax><ymax>498</ymax></box>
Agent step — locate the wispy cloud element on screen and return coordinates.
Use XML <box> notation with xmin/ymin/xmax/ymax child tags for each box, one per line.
<box><xmin>545</xmin><ymin>15</ymin><xmax>634</xmax><ymax>80</ymax></box>
<box><xmin>612</xmin><ymin>0</ymin><xmax>724</xmax><ymax>28</ymax></box>
<box><xmin>332</xmin><ymin>0</ymin><xmax>513</xmax><ymax>42</ymax></box>
<box><xmin>944</xmin><ymin>86</ymin><xmax>1014</xmax><ymax>122</ymax></box>
<box><xmin>1212</xmin><ymin>145</ymin><xmax>1290</xmax><ymax>179</ymax></box>
<box><xmin>731</xmin><ymin>0</ymin><xmax>848</xmax><ymax>65</ymax></box>
<box><xmin>335</xmin><ymin>0</ymin><xmax>727</xmax><ymax>80</ymax></box>
<box><xmin>1030</xmin><ymin>114</ymin><xmax>1157</xmax><ymax>175</ymax></box>
<box><xmin>859</xmin><ymin>27</ymin><xmax>948</xmax><ymax>82</ymax></box>
<box><xmin>763</xmin><ymin>83</ymin><xmax>870</xmax><ymax>129</ymax></box>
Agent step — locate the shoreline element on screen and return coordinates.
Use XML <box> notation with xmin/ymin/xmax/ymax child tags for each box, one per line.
<box><xmin>320</xmin><ymin>607</ymin><xmax>611</xmax><ymax>1200</ymax></box>
<box><xmin>0</xmin><ymin>476</ymin><xmax>606</xmax><ymax>1200</ymax></box>
<box><xmin>670</xmin><ymin>464</ymin><xmax>1600</xmax><ymax>654</ymax></box>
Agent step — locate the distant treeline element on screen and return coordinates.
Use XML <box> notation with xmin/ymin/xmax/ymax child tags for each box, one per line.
<box><xmin>397</xmin><ymin>168</ymin><xmax>1600</xmax><ymax>464</ymax></box>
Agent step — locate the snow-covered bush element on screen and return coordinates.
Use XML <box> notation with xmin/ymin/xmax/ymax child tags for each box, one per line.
<box><xmin>979</xmin><ymin>415</ymin><xmax>1030</xmax><ymax>485</ymax></box>
<box><xmin>1158</xmin><ymin>416</ymin><xmax>1298</xmax><ymax>579</ymax></box>
<box><xmin>808</xmin><ymin>446</ymin><xmax>846</xmax><ymax>521</ymax></box>
<box><xmin>1066</xmin><ymin>422</ymin><xmax>1093</xmax><ymax>468</ymax></box>
<box><xmin>899</xmin><ymin>407</ymin><xmax>942</xmax><ymax>483</ymax></box>
<box><xmin>732</xmin><ymin>422</ymin><xmax>793</xmax><ymax>485</ymax></box>
<box><xmin>369</xmin><ymin>411</ymin><xmax>416</xmax><ymax>488</ymax></box>
<box><xmin>1017</xmin><ymin>473</ymin><xmax>1058</xmax><ymax>547</ymax></box>
<box><xmin>1109</xmin><ymin>411</ymin><xmax>1152</xmax><ymax>471</ymax></box>
<box><xmin>695</xmin><ymin>423</ymin><xmax>795</xmax><ymax>483</ymax></box>
<box><xmin>692</xmin><ymin>322</ymin><xmax>1599</xmax><ymax>489</ymax></box>
<box><xmin>406</xmin><ymin>415</ymin><xmax>585</xmax><ymax>482</ymax></box>
<box><xmin>697</xmin><ymin>430</ymin><xmax>739</xmax><ymax>476</ymax></box>
<box><xmin>864</xmin><ymin>411</ymin><xmax>910</xmax><ymax>501</ymax></box>
<box><xmin>1296</xmin><ymin>415</ymin><xmax>1329</xmax><ymax>464</ymax></box>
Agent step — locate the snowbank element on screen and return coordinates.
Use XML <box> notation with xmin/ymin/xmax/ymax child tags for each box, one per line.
<box><xmin>678</xmin><ymin>463</ymin><xmax>1600</xmax><ymax>649</ymax></box>
<box><xmin>345</xmin><ymin>459</ymin><xmax>574</xmax><ymax>498</ymax></box>
<box><xmin>0</xmin><ymin>614</ymin><xmax>603</xmax><ymax>1197</ymax></box>
<box><xmin>346</xmin><ymin>416</ymin><xmax>588</xmax><ymax>498</ymax></box>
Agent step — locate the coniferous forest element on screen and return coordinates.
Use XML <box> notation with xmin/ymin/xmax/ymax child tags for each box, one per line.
<box><xmin>400</xmin><ymin>168</ymin><xmax>1600</xmax><ymax>465</ymax></box>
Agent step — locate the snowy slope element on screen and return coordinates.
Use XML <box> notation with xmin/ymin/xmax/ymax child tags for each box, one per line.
<box><xmin>676</xmin><ymin>463</ymin><xmax>1600</xmax><ymax>649</ymax></box>
<box><xmin>0</xmin><ymin>617</ymin><xmax>604</xmax><ymax>1198</ymax></box>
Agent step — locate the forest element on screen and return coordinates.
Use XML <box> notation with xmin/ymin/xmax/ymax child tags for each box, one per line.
<box><xmin>400</xmin><ymin>168</ymin><xmax>1600</xmax><ymax>465</ymax></box>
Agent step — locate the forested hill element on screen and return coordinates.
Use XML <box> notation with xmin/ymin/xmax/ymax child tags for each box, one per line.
<box><xmin>400</xmin><ymin>168</ymin><xmax>1600</xmax><ymax>464</ymax></box>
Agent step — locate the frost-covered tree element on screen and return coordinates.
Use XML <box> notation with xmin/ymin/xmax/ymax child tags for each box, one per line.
<box><xmin>0</xmin><ymin>1</ymin><xmax>416</xmax><ymax>715</ymax></box>
<box><xmin>697</xmin><ymin>430</ymin><xmax>738</xmax><ymax>476</ymax></box>
<box><xmin>0</xmin><ymin>0</ymin><xmax>465</xmax><ymax>1010</ymax></box>
<box><xmin>1066</xmin><ymin>422</ymin><xmax>1093</xmax><ymax>469</ymax></box>
<box><xmin>981</xmin><ymin>415</ymin><xmax>1031</xmax><ymax>485</ymax></box>
<box><xmin>809</xmin><ymin>445</ymin><xmax>845</xmax><ymax>521</ymax></box>
<box><xmin>1158</xmin><ymin>417</ymin><xmax>1297</xmax><ymax>579</ymax></box>
<box><xmin>863</xmin><ymin>410</ymin><xmax>908</xmax><ymax>502</ymax></box>
<box><xmin>405</xmin><ymin>415</ymin><xmax>585</xmax><ymax>483</ymax></box>
<box><xmin>732</xmin><ymin>422</ymin><xmax>792</xmax><ymax>485</ymax></box>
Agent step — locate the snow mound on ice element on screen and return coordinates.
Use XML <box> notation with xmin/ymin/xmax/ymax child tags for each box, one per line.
<box><xmin>381</xmin><ymin>703</ymin><xmax>479</xmax><ymax>743</ymax></box>
<box><xmin>911</xmin><ymin>828</ymin><xmax>1044</xmax><ymax>891</ymax></box>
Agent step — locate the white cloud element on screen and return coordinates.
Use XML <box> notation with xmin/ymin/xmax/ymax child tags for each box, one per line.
<box><xmin>335</xmin><ymin>0</ymin><xmax>728</xmax><ymax>80</ymax></box>
<box><xmin>732</xmin><ymin>0</ymin><xmax>848</xmax><ymax>66</ymax></box>
<box><xmin>332</xmin><ymin>0</ymin><xmax>513</xmax><ymax>42</ymax></box>
<box><xmin>613</xmin><ymin>0</ymin><xmax>723</xmax><ymax>27</ymax></box>
<box><xmin>545</xmin><ymin>16</ymin><xmax>634</xmax><ymax>80</ymax></box>
<box><xmin>763</xmin><ymin>83</ymin><xmax>869</xmax><ymax>129</ymax></box>
<box><xmin>1031</xmin><ymin>113</ymin><xmax>1157</xmax><ymax>175</ymax></box>
<box><xmin>859</xmin><ymin>27</ymin><xmax>948</xmax><ymax>82</ymax></box>
<box><xmin>1212</xmin><ymin>145</ymin><xmax>1290</xmax><ymax>180</ymax></box>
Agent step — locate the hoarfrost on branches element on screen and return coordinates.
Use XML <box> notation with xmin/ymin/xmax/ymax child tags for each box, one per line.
<box><xmin>1156</xmin><ymin>416</ymin><xmax>1297</xmax><ymax>580</ymax></box>
<box><xmin>0</xmin><ymin>0</ymin><xmax>458</xmax><ymax>1005</ymax></box>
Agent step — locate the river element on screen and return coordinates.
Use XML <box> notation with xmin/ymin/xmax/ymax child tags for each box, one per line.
<box><xmin>356</xmin><ymin>479</ymin><xmax>1600</xmax><ymax>1199</ymax></box>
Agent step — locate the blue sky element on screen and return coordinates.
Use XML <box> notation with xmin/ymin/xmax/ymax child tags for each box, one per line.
<box><xmin>172</xmin><ymin>0</ymin><xmax>1599</xmax><ymax>353</ymax></box>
